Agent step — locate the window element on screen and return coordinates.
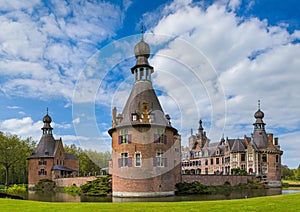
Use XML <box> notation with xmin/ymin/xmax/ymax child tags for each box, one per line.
<box><xmin>118</xmin><ymin>129</ymin><xmax>131</xmax><ymax>144</ymax></box>
<box><xmin>154</xmin><ymin>129</ymin><xmax>166</xmax><ymax>144</ymax></box>
<box><xmin>241</xmin><ymin>154</ymin><xmax>246</xmax><ymax>162</ymax></box>
<box><xmin>150</xmin><ymin>114</ymin><xmax>155</xmax><ymax>122</ymax></box>
<box><xmin>210</xmin><ymin>158</ymin><xmax>214</xmax><ymax>165</ymax></box>
<box><xmin>262</xmin><ymin>154</ymin><xmax>267</xmax><ymax>163</ymax></box>
<box><xmin>38</xmin><ymin>169</ymin><xmax>47</xmax><ymax>175</ymax></box>
<box><xmin>132</xmin><ymin>114</ymin><xmax>138</xmax><ymax>121</ymax></box>
<box><xmin>38</xmin><ymin>159</ymin><xmax>47</xmax><ymax>165</ymax></box>
<box><xmin>241</xmin><ymin>164</ymin><xmax>246</xmax><ymax>170</ymax></box>
<box><xmin>205</xmin><ymin>159</ymin><xmax>208</xmax><ymax>166</ymax></box>
<box><xmin>135</xmin><ymin>153</ymin><xmax>141</xmax><ymax>167</ymax></box>
<box><xmin>216</xmin><ymin>158</ymin><xmax>220</xmax><ymax>164</ymax></box>
<box><xmin>232</xmin><ymin>154</ymin><xmax>237</xmax><ymax>162</ymax></box>
<box><xmin>248</xmin><ymin>153</ymin><xmax>253</xmax><ymax>161</ymax></box>
<box><xmin>276</xmin><ymin>155</ymin><xmax>279</xmax><ymax>163</ymax></box>
<box><xmin>154</xmin><ymin>151</ymin><xmax>166</xmax><ymax>167</ymax></box>
<box><xmin>120</xmin><ymin>153</ymin><xmax>128</xmax><ymax>167</ymax></box>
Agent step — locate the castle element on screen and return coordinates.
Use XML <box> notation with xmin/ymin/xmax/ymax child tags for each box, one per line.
<box><xmin>27</xmin><ymin>36</ymin><xmax>283</xmax><ymax>193</ymax></box>
<box><xmin>28</xmin><ymin>111</ymin><xmax>79</xmax><ymax>188</ymax></box>
<box><xmin>182</xmin><ymin>102</ymin><xmax>283</xmax><ymax>184</ymax></box>
<box><xmin>108</xmin><ymin>37</ymin><xmax>181</xmax><ymax>197</ymax></box>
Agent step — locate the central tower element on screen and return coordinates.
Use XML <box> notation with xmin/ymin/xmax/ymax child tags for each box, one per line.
<box><xmin>108</xmin><ymin>37</ymin><xmax>181</xmax><ymax>197</ymax></box>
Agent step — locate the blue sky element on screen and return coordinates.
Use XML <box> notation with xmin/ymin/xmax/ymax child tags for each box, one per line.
<box><xmin>0</xmin><ymin>0</ymin><xmax>299</xmax><ymax>168</ymax></box>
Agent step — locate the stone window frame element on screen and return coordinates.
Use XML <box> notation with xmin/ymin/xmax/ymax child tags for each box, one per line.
<box><xmin>38</xmin><ymin>158</ymin><xmax>47</xmax><ymax>165</ymax></box>
<box><xmin>135</xmin><ymin>152</ymin><xmax>142</xmax><ymax>167</ymax></box>
<box><xmin>154</xmin><ymin>150</ymin><xmax>167</xmax><ymax>167</ymax></box>
<box><xmin>154</xmin><ymin>128</ymin><xmax>167</xmax><ymax>144</ymax></box>
<box><xmin>118</xmin><ymin>129</ymin><xmax>132</xmax><ymax>144</ymax></box>
<box><xmin>119</xmin><ymin>152</ymin><xmax>132</xmax><ymax>168</ymax></box>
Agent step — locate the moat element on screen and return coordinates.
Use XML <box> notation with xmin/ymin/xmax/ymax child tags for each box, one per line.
<box><xmin>25</xmin><ymin>188</ymin><xmax>298</xmax><ymax>202</ymax></box>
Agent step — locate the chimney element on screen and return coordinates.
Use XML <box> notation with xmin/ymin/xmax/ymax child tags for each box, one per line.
<box><xmin>274</xmin><ymin>137</ymin><xmax>278</xmax><ymax>145</ymax></box>
<box><xmin>268</xmin><ymin>133</ymin><xmax>273</xmax><ymax>143</ymax></box>
<box><xmin>112</xmin><ymin>107</ymin><xmax>117</xmax><ymax>127</ymax></box>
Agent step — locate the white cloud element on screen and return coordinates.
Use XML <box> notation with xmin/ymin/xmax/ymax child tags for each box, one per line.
<box><xmin>0</xmin><ymin>117</ymin><xmax>42</xmax><ymax>141</ymax></box>
<box><xmin>136</xmin><ymin>0</ymin><xmax>300</xmax><ymax>168</ymax></box>
<box><xmin>0</xmin><ymin>1</ymin><xmax>125</xmax><ymax>100</ymax></box>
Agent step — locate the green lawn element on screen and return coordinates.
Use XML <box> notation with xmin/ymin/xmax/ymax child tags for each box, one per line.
<box><xmin>1</xmin><ymin>192</ymin><xmax>300</xmax><ymax>212</ymax></box>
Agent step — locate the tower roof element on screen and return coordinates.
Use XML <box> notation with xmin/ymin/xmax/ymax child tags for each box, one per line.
<box><xmin>109</xmin><ymin>36</ymin><xmax>177</xmax><ymax>134</ymax></box>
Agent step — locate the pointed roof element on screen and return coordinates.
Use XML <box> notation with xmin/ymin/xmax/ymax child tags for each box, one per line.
<box><xmin>231</xmin><ymin>139</ymin><xmax>246</xmax><ymax>152</ymax></box>
<box><xmin>30</xmin><ymin>111</ymin><xmax>57</xmax><ymax>158</ymax></box>
<box><xmin>109</xmin><ymin>37</ymin><xmax>177</xmax><ymax>134</ymax></box>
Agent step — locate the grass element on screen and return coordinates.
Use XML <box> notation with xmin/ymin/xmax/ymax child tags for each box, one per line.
<box><xmin>1</xmin><ymin>192</ymin><xmax>300</xmax><ymax>212</ymax></box>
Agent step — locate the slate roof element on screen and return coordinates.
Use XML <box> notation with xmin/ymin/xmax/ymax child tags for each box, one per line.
<box><xmin>65</xmin><ymin>153</ymin><xmax>78</xmax><ymax>160</ymax></box>
<box><xmin>231</xmin><ymin>139</ymin><xmax>246</xmax><ymax>152</ymax></box>
<box><xmin>119</xmin><ymin>81</ymin><xmax>169</xmax><ymax>127</ymax></box>
<box><xmin>52</xmin><ymin>165</ymin><xmax>76</xmax><ymax>172</ymax></box>
<box><xmin>30</xmin><ymin>135</ymin><xmax>57</xmax><ymax>158</ymax></box>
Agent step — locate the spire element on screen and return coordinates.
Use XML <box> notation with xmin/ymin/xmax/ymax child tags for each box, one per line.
<box><xmin>140</xmin><ymin>24</ymin><xmax>145</xmax><ymax>36</ymax></box>
<box><xmin>253</xmin><ymin>100</ymin><xmax>265</xmax><ymax>130</ymax></box>
<box><xmin>42</xmin><ymin>108</ymin><xmax>53</xmax><ymax>135</ymax></box>
<box><xmin>131</xmin><ymin>32</ymin><xmax>154</xmax><ymax>82</ymax></box>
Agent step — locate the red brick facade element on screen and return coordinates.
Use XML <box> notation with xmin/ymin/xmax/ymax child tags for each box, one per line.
<box><xmin>28</xmin><ymin>113</ymin><xmax>78</xmax><ymax>188</ymax></box>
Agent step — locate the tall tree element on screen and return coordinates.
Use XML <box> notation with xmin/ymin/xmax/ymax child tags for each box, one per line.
<box><xmin>0</xmin><ymin>132</ymin><xmax>35</xmax><ymax>185</ymax></box>
<box><xmin>0</xmin><ymin>133</ymin><xmax>24</xmax><ymax>185</ymax></box>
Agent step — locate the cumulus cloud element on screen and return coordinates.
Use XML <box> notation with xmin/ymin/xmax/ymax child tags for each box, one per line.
<box><xmin>0</xmin><ymin>0</ymin><xmax>125</xmax><ymax>101</ymax></box>
<box><xmin>138</xmin><ymin>0</ymin><xmax>300</xmax><ymax>167</ymax></box>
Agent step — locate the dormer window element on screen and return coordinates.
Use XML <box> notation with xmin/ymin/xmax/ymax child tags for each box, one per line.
<box><xmin>132</xmin><ymin>114</ymin><xmax>138</xmax><ymax>121</ymax></box>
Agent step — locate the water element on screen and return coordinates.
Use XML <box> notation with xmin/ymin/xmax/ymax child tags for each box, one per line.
<box><xmin>25</xmin><ymin>188</ymin><xmax>299</xmax><ymax>202</ymax></box>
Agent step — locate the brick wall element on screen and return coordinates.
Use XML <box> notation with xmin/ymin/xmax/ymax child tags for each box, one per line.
<box><xmin>182</xmin><ymin>175</ymin><xmax>256</xmax><ymax>186</ymax></box>
<box><xmin>54</xmin><ymin>176</ymin><xmax>96</xmax><ymax>187</ymax></box>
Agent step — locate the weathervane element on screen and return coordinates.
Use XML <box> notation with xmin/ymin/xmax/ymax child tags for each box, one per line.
<box><xmin>140</xmin><ymin>24</ymin><xmax>145</xmax><ymax>40</ymax></box>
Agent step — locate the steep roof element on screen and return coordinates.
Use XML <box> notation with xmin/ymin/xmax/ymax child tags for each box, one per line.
<box><xmin>30</xmin><ymin>134</ymin><xmax>57</xmax><ymax>158</ymax></box>
<box><xmin>118</xmin><ymin>80</ymin><xmax>168</xmax><ymax>127</ymax></box>
<box><xmin>231</xmin><ymin>139</ymin><xmax>246</xmax><ymax>152</ymax></box>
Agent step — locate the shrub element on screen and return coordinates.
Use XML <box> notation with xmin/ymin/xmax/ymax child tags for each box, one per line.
<box><xmin>7</xmin><ymin>184</ymin><xmax>27</xmax><ymax>195</ymax></box>
<box><xmin>175</xmin><ymin>182</ymin><xmax>212</xmax><ymax>195</ymax></box>
<box><xmin>80</xmin><ymin>175</ymin><xmax>112</xmax><ymax>196</ymax></box>
<box><xmin>35</xmin><ymin>179</ymin><xmax>56</xmax><ymax>191</ymax></box>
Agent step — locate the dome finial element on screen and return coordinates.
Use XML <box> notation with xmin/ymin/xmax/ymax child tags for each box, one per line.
<box><xmin>46</xmin><ymin>107</ymin><xmax>49</xmax><ymax>115</ymax></box>
<box><xmin>258</xmin><ymin>100</ymin><xmax>260</xmax><ymax>110</ymax></box>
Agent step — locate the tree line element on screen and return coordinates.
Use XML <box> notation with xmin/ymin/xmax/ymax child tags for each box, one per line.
<box><xmin>281</xmin><ymin>165</ymin><xmax>300</xmax><ymax>180</ymax></box>
<box><xmin>0</xmin><ymin>131</ymin><xmax>111</xmax><ymax>185</ymax></box>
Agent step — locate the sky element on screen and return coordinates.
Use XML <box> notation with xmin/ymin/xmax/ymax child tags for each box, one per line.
<box><xmin>0</xmin><ymin>0</ymin><xmax>299</xmax><ymax>168</ymax></box>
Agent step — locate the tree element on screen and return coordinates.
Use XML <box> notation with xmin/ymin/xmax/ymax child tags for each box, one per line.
<box><xmin>0</xmin><ymin>132</ymin><xmax>35</xmax><ymax>185</ymax></box>
<box><xmin>64</xmin><ymin>144</ymin><xmax>111</xmax><ymax>176</ymax></box>
<box><xmin>296</xmin><ymin>164</ymin><xmax>300</xmax><ymax>180</ymax></box>
<box><xmin>281</xmin><ymin>165</ymin><xmax>295</xmax><ymax>180</ymax></box>
<box><xmin>0</xmin><ymin>133</ymin><xmax>24</xmax><ymax>185</ymax></box>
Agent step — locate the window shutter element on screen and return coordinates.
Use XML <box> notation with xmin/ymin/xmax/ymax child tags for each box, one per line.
<box><xmin>164</xmin><ymin>158</ymin><xmax>167</xmax><ymax>167</ymax></box>
<box><xmin>153</xmin><ymin>157</ymin><xmax>157</xmax><ymax>167</ymax></box>
<box><xmin>118</xmin><ymin>136</ymin><xmax>122</xmax><ymax>144</ymax></box>
<box><xmin>38</xmin><ymin>171</ymin><xmax>41</xmax><ymax>175</ymax></box>
<box><xmin>128</xmin><ymin>157</ymin><xmax>132</xmax><ymax>167</ymax></box>
<box><xmin>45</xmin><ymin>171</ymin><xmax>47</xmax><ymax>175</ymax></box>
<box><xmin>118</xmin><ymin>158</ymin><xmax>121</xmax><ymax>168</ymax></box>
<box><xmin>164</xmin><ymin>135</ymin><xmax>167</xmax><ymax>144</ymax></box>
<box><xmin>128</xmin><ymin>134</ymin><xmax>132</xmax><ymax>144</ymax></box>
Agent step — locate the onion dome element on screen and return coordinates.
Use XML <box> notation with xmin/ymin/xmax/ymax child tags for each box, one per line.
<box><xmin>43</xmin><ymin>114</ymin><xmax>52</xmax><ymax>123</ymax></box>
<box><xmin>254</xmin><ymin>109</ymin><xmax>264</xmax><ymax>119</ymax></box>
<box><xmin>134</xmin><ymin>39</ymin><xmax>150</xmax><ymax>58</ymax></box>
